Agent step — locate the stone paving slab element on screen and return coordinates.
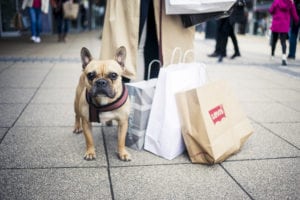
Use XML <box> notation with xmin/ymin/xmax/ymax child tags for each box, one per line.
<box><xmin>222</xmin><ymin>158</ymin><xmax>300</xmax><ymax>200</ymax></box>
<box><xmin>261</xmin><ymin>122</ymin><xmax>300</xmax><ymax>148</ymax></box>
<box><xmin>0</xmin><ymin>168</ymin><xmax>111</xmax><ymax>200</ymax></box>
<box><xmin>0</xmin><ymin>127</ymin><xmax>106</xmax><ymax>168</ymax></box>
<box><xmin>110</xmin><ymin>164</ymin><xmax>250</xmax><ymax>200</ymax></box>
<box><xmin>233</xmin><ymin>88</ymin><xmax>273</xmax><ymax>102</ymax></box>
<box><xmin>0</xmin><ymin>88</ymin><xmax>35</xmax><ymax>103</ymax></box>
<box><xmin>242</xmin><ymin>102</ymin><xmax>300</xmax><ymax>123</ymax></box>
<box><xmin>31</xmin><ymin>88</ymin><xmax>75</xmax><ymax>104</ymax></box>
<box><xmin>227</xmin><ymin>123</ymin><xmax>300</xmax><ymax>161</ymax></box>
<box><xmin>41</xmin><ymin>69</ymin><xmax>81</xmax><ymax>89</ymax></box>
<box><xmin>15</xmin><ymin>104</ymin><xmax>74</xmax><ymax>127</ymax></box>
<box><xmin>0</xmin><ymin>66</ymin><xmax>51</xmax><ymax>88</ymax></box>
<box><xmin>0</xmin><ymin>104</ymin><xmax>26</xmax><ymax>127</ymax></box>
<box><xmin>102</xmin><ymin>126</ymin><xmax>190</xmax><ymax>167</ymax></box>
<box><xmin>260</xmin><ymin>88</ymin><xmax>300</xmax><ymax>102</ymax></box>
<box><xmin>0</xmin><ymin>62</ymin><xmax>13</xmax><ymax>72</ymax></box>
<box><xmin>0</xmin><ymin>128</ymin><xmax>7</xmax><ymax>141</ymax></box>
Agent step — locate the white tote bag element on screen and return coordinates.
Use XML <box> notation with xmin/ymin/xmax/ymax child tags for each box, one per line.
<box><xmin>165</xmin><ymin>0</ymin><xmax>236</xmax><ymax>15</ymax></box>
<box><xmin>144</xmin><ymin>50</ymin><xmax>207</xmax><ymax>160</ymax></box>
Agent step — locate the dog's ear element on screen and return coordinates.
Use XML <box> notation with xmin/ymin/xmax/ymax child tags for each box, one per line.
<box><xmin>115</xmin><ymin>46</ymin><xmax>126</xmax><ymax>68</ymax></box>
<box><xmin>81</xmin><ymin>47</ymin><xmax>92</xmax><ymax>69</ymax></box>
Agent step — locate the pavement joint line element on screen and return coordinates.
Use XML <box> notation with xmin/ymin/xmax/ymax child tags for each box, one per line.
<box><xmin>0</xmin><ymin>63</ymin><xmax>55</xmax><ymax>145</ymax></box>
<box><xmin>220</xmin><ymin>163</ymin><xmax>255</xmax><ymax>200</ymax></box>
<box><xmin>256</xmin><ymin>122</ymin><xmax>300</xmax><ymax>150</ymax></box>
<box><xmin>0</xmin><ymin>166</ymin><xmax>108</xmax><ymax>171</ymax></box>
<box><xmin>101</xmin><ymin>126</ymin><xmax>115</xmax><ymax>200</ymax></box>
<box><xmin>0</xmin><ymin>62</ymin><xmax>14</xmax><ymax>74</ymax></box>
<box><xmin>250</xmin><ymin>117</ymin><xmax>300</xmax><ymax>150</ymax></box>
<box><xmin>109</xmin><ymin>162</ymin><xmax>192</xmax><ymax>169</ymax></box>
<box><xmin>223</xmin><ymin>156</ymin><xmax>300</xmax><ymax>163</ymax></box>
<box><xmin>275</xmin><ymin>100</ymin><xmax>300</xmax><ymax>113</ymax></box>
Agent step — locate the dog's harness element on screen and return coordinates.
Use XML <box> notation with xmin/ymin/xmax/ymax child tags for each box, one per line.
<box><xmin>86</xmin><ymin>83</ymin><xmax>128</xmax><ymax>123</ymax></box>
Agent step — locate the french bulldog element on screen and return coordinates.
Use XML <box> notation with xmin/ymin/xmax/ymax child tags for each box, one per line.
<box><xmin>73</xmin><ymin>46</ymin><xmax>131</xmax><ymax>161</ymax></box>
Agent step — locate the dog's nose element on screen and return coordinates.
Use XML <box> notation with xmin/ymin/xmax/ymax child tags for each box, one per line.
<box><xmin>96</xmin><ymin>79</ymin><xmax>108</xmax><ymax>87</ymax></box>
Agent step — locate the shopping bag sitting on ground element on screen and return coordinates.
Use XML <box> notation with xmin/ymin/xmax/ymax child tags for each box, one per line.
<box><xmin>175</xmin><ymin>80</ymin><xmax>253</xmax><ymax>164</ymax></box>
<box><xmin>144</xmin><ymin>49</ymin><xmax>207</xmax><ymax>160</ymax></box>
<box><xmin>125</xmin><ymin>60</ymin><xmax>160</xmax><ymax>150</ymax></box>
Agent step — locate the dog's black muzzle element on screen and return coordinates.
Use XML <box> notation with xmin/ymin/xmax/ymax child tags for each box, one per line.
<box><xmin>91</xmin><ymin>78</ymin><xmax>115</xmax><ymax>98</ymax></box>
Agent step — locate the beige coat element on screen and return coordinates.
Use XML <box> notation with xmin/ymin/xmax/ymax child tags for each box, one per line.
<box><xmin>22</xmin><ymin>0</ymin><xmax>50</xmax><ymax>14</ymax></box>
<box><xmin>100</xmin><ymin>0</ymin><xmax>195</xmax><ymax>80</ymax></box>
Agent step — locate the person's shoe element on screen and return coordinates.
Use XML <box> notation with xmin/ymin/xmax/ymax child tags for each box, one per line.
<box><xmin>208</xmin><ymin>52</ymin><xmax>219</xmax><ymax>57</ymax></box>
<box><xmin>287</xmin><ymin>55</ymin><xmax>295</xmax><ymax>60</ymax></box>
<box><xmin>231</xmin><ymin>52</ymin><xmax>241</xmax><ymax>59</ymax></box>
<box><xmin>30</xmin><ymin>36</ymin><xmax>36</xmax><ymax>42</ymax></box>
<box><xmin>218</xmin><ymin>55</ymin><xmax>224</xmax><ymax>63</ymax></box>
<box><xmin>282</xmin><ymin>60</ymin><xmax>287</xmax><ymax>66</ymax></box>
<box><xmin>34</xmin><ymin>37</ymin><xmax>41</xmax><ymax>43</ymax></box>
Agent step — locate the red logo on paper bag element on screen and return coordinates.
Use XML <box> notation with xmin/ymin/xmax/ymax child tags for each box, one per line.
<box><xmin>209</xmin><ymin>105</ymin><xmax>226</xmax><ymax>124</ymax></box>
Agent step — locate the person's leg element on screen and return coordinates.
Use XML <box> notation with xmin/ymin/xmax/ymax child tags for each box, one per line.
<box><xmin>218</xmin><ymin>18</ymin><xmax>230</xmax><ymax>62</ymax></box>
<box><xmin>271</xmin><ymin>32</ymin><xmax>279</xmax><ymax>57</ymax></box>
<box><xmin>35</xmin><ymin>8</ymin><xmax>42</xmax><ymax>42</ymax></box>
<box><xmin>62</xmin><ymin>19</ymin><xmax>70</xmax><ymax>42</ymax></box>
<box><xmin>208</xmin><ymin>19</ymin><xmax>222</xmax><ymax>57</ymax></box>
<box><xmin>279</xmin><ymin>33</ymin><xmax>288</xmax><ymax>65</ymax></box>
<box><xmin>288</xmin><ymin>24</ymin><xmax>300</xmax><ymax>59</ymax></box>
<box><xmin>229</xmin><ymin>22</ymin><xmax>241</xmax><ymax>59</ymax></box>
<box><xmin>143</xmin><ymin>2</ymin><xmax>159</xmax><ymax>79</ymax></box>
<box><xmin>29</xmin><ymin>8</ymin><xmax>37</xmax><ymax>39</ymax></box>
<box><xmin>56</xmin><ymin>14</ymin><xmax>63</xmax><ymax>41</ymax></box>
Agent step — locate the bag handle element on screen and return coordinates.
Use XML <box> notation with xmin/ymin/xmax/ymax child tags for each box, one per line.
<box><xmin>183</xmin><ymin>49</ymin><xmax>195</xmax><ymax>63</ymax></box>
<box><xmin>147</xmin><ymin>59</ymin><xmax>162</xmax><ymax>80</ymax></box>
<box><xmin>170</xmin><ymin>47</ymin><xmax>183</xmax><ymax>64</ymax></box>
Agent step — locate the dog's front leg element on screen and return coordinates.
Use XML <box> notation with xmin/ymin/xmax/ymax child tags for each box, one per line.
<box><xmin>82</xmin><ymin>119</ymin><xmax>96</xmax><ymax>160</ymax></box>
<box><xmin>118</xmin><ymin>120</ymin><xmax>131</xmax><ymax>161</ymax></box>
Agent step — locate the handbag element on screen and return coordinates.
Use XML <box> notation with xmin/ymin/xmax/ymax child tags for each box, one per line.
<box><xmin>63</xmin><ymin>1</ymin><xmax>79</xmax><ymax>20</ymax></box>
<box><xmin>165</xmin><ymin>0</ymin><xmax>236</xmax><ymax>15</ymax></box>
<box><xmin>125</xmin><ymin>60</ymin><xmax>160</xmax><ymax>150</ymax></box>
<box><xmin>13</xmin><ymin>12</ymin><xmax>23</xmax><ymax>31</ymax></box>
<box><xmin>175</xmin><ymin>80</ymin><xmax>253</xmax><ymax>164</ymax></box>
<box><xmin>144</xmin><ymin>49</ymin><xmax>207</xmax><ymax>160</ymax></box>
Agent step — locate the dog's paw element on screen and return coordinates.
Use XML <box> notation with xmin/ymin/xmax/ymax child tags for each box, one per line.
<box><xmin>84</xmin><ymin>149</ymin><xmax>96</xmax><ymax>161</ymax></box>
<box><xmin>118</xmin><ymin>149</ymin><xmax>131</xmax><ymax>161</ymax></box>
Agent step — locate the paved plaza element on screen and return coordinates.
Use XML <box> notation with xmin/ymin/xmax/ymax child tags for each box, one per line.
<box><xmin>0</xmin><ymin>31</ymin><xmax>299</xmax><ymax>199</ymax></box>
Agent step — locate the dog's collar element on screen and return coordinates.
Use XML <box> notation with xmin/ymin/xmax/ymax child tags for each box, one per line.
<box><xmin>86</xmin><ymin>83</ymin><xmax>128</xmax><ymax>122</ymax></box>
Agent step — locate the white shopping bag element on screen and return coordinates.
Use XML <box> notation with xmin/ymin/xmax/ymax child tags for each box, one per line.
<box><xmin>165</xmin><ymin>0</ymin><xmax>236</xmax><ymax>15</ymax></box>
<box><xmin>144</xmin><ymin>50</ymin><xmax>207</xmax><ymax>160</ymax></box>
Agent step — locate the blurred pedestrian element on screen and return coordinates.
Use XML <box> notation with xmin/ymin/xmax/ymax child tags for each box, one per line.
<box><xmin>209</xmin><ymin>17</ymin><xmax>231</xmax><ymax>62</ymax></box>
<box><xmin>288</xmin><ymin>0</ymin><xmax>300</xmax><ymax>60</ymax></box>
<box><xmin>79</xmin><ymin>0</ymin><xmax>88</xmax><ymax>31</ymax></box>
<box><xmin>208</xmin><ymin>0</ymin><xmax>245</xmax><ymax>62</ymax></box>
<box><xmin>50</xmin><ymin>0</ymin><xmax>70</xmax><ymax>42</ymax></box>
<box><xmin>269</xmin><ymin>0</ymin><xmax>299</xmax><ymax>66</ymax></box>
<box><xmin>22</xmin><ymin>0</ymin><xmax>49</xmax><ymax>43</ymax></box>
<box><xmin>100</xmin><ymin>0</ymin><xmax>194</xmax><ymax>81</ymax></box>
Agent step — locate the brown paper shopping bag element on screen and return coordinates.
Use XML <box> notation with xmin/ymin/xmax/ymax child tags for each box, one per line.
<box><xmin>175</xmin><ymin>80</ymin><xmax>253</xmax><ymax>164</ymax></box>
<box><xmin>63</xmin><ymin>1</ymin><xmax>79</xmax><ymax>20</ymax></box>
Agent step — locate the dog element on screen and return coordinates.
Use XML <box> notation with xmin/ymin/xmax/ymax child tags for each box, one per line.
<box><xmin>73</xmin><ymin>46</ymin><xmax>131</xmax><ymax>161</ymax></box>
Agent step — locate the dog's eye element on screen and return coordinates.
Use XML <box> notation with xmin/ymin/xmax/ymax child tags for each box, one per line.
<box><xmin>87</xmin><ymin>71</ymin><xmax>96</xmax><ymax>81</ymax></box>
<box><xmin>109</xmin><ymin>72</ymin><xmax>118</xmax><ymax>80</ymax></box>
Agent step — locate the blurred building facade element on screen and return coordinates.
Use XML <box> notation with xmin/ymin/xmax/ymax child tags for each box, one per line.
<box><xmin>0</xmin><ymin>0</ymin><xmax>274</xmax><ymax>38</ymax></box>
<box><xmin>0</xmin><ymin>0</ymin><xmax>105</xmax><ymax>37</ymax></box>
